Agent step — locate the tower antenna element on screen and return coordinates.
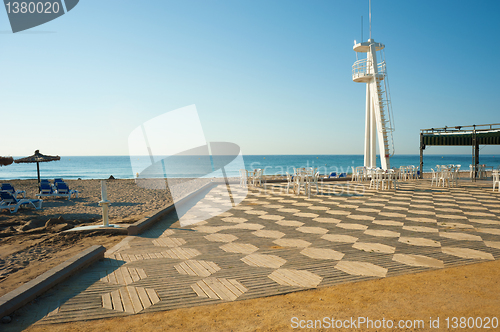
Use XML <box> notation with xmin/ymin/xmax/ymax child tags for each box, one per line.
<box><xmin>369</xmin><ymin>0</ymin><xmax>372</xmax><ymax>40</ymax></box>
<box><xmin>361</xmin><ymin>16</ymin><xmax>363</xmax><ymax>42</ymax></box>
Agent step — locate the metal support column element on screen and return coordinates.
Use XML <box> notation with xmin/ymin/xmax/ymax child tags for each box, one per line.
<box><xmin>419</xmin><ymin>132</ymin><xmax>424</xmax><ymax>179</ymax></box>
<box><xmin>472</xmin><ymin>126</ymin><xmax>477</xmax><ymax>181</ymax></box>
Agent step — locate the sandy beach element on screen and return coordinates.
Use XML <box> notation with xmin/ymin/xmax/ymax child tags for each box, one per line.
<box><xmin>0</xmin><ymin>178</ymin><xmax>207</xmax><ymax>297</ymax></box>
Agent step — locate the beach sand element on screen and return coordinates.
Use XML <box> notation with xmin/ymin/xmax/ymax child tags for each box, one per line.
<box><xmin>0</xmin><ymin>178</ymin><xmax>207</xmax><ymax>297</ymax></box>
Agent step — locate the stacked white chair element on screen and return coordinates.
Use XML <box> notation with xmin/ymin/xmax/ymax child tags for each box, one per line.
<box><xmin>239</xmin><ymin>169</ymin><xmax>248</xmax><ymax>188</ymax></box>
<box><xmin>493</xmin><ymin>170</ymin><xmax>500</xmax><ymax>192</ymax></box>
<box><xmin>285</xmin><ymin>172</ymin><xmax>297</xmax><ymax>194</ymax></box>
<box><xmin>439</xmin><ymin>168</ymin><xmax>451</xmax><ymax>187</ymax></box>
<box><xmin>431</xmin><ymin>168</ymin><xmax>439</xmax><ymax>186</ymax></box>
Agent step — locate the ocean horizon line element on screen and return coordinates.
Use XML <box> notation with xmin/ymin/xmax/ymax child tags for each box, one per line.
<box><xmin>3</xmin><ymin>153</ymin><xmax>498</xmax><ymax>158</ymax></box>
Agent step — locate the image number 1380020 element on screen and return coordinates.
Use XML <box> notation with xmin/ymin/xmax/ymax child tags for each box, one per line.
<box><xmin>5</xmin><ymin>2</ymin><xmax>61</xmax><ymax>14</ymax></box>
<box><xmin>4</xmin><ymin>0</ymin><xmax>79</xmax><ymax>33</ymax></box>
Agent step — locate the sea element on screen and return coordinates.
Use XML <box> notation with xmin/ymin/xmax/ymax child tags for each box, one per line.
<box><xmin>1</xmin><ymin>155</ymin><xmax>499</xmax><ymax>180</ymax></box>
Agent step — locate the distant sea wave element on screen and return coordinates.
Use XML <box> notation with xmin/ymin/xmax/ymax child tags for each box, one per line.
<box><xmin>1</xmin><ymin>155</ymin><xmax>499</xmax><ymax>180</ymax></box>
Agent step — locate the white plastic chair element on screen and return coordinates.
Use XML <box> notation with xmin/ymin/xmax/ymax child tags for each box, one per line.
<box><xmin>386</xmin><ymin>170</ymin><xmax>398</xmax><ymax>190</ymax></box>
<box><xmin>369</xmin><ymin>169</ymin><xmax>385</xmax><ymax>190</ymax></box>
<box><xmin>450</xmin><ymin>167</ymin><xmax>460</xmax><ymax>187</ymax></box>
<box><xmin>306</xmin><ymin>172</ymin><xmax>320</xmax><ymax>197</ymax></box>
<box><xmin>431</xmin><ymin>168</ymin><xmax>438</xmax><ymax>186</ymax></box>
<box><xmin>285</xmin><ymin>172</ymin><xmax>297</xmax><ymax>194</ymax></box>
<box><xmin>295</xmin><ymin>173</ymin><xmax>306</xmax><ymax>196</ymax></box>
<box><xmin>399</xmin><ymin>166</ymin><xmax>406</xmax><ymax>181</ymax></box>
<box><xmin>239</xmin><ymin>169</ymin><xmax>248</xmax><ymax>187</ymax></box>
<box><xmin>439</xmin><ymin>169</ymin><xmax>451</xmax><ymax>187</ymax></box>
<box><xmin>351</xmin><ymin>166</ymin><xmax>364</xmax><ymax>182</ymax></box>
<box><xmin>253</xmin><ymin>169</ymin><xmax>263</xmax><ymax>186</ymax></box>
<box><xmin>406</xmin><ymin>166</ymin><xmax>413</xmax><ymax>180</ymax></box>
<box><xmin>492</xmin><ymin>170</ymin><xmax>500</xmax><ymax>192</ymax></box>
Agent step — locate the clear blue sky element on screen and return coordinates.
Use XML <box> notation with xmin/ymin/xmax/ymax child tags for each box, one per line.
<box><xmin>1</xmin><ymin>0</ymin><xmax>499</xmax><ymax>156</ymax></box>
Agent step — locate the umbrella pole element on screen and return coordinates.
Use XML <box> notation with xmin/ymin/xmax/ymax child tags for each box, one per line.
<box><xmin>37</xmin><ymin>162</ymin><xmax>40</xmax><ymax>183</ymax></box>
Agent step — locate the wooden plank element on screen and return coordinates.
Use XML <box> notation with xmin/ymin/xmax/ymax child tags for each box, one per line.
<box><xmin>269</xmin><ymin>271</ymin><xmax>295</xmax><ymax>286</ymax></box>
<box><xmin>114</xmin><ymin>268</ymin><xmax>125</xmax><ymax>285</ymax></box>
<box><xmin>196</xmin><ymin>280</ymin><xmax>219</xmax><ymax>299</ymax></box>
<box><xmin>136</xmin><ymin>287</ymin><xmax>152</xmax><ymax>308</ymax></box>
<box><xmin>108</xmin><ymin>271</ymin><xmax>118</xmax><ymax>285</ymax></box>
<box><xmin>119</xmin><ymin>287</ymin><xmax>135</xmax><ymax>313</ymax></box>
<box><xmin>172</xmin><ymin>248</ymin><xmax>186</xmax><ymax>259</ymax></box>
<box><xmin>283</xmin><ymin>269</ymin><xmax>311</xmax><ymax>286</ymax></box>
<box><xmin>228</xmin><ymin>279</ymin><xmax>248</xmax><ymax>293</ymax></box>
<box><xmin>188</xmin><ymin>260</ymin><xmax>210</xmax><ymax>277</ymax></box>
<box><xmin>169</xmin><ymin>248</ymin><xmax>181</xmax><ymax>259</ymax></box>
<box><xmin>129</xmin><ymin>268</ymin><xmax>140</xmax><ymax>282</ymax></box>
<box><xmin>101</xmin><ymin>293</ymin><xmax>113</xmax><ymax>310</ymax></box>
<box><xmin>180</xmin><ymin>261</ymin><xmax>200</xmax><ymax>276</ymax></box>
<box><xmin>197</xmin><ymin>260</ymin><xmax>218</xmax><ymax>274</ymax></box>
<box><xmin>174</xmin><ymin>264</ymin><xmax>186</xmax><ymax>275</ymax></box>
<box><xmin>127</xmin><ymin>286</ymin><xmax>144</xmax><ymax>313</ymax></box>
<box><xmin>122</xmin><ymin>268</ymin><xmax>133</xmax><ymax>285</ymax></box>
<box><xmin>218</xmin><ymin>278</ymin><xmax>243</xmax><ymax>297</ymax></box>
<box><xmin>137</xmin><ymin>268</ymin><xmax>147</xmax><ymax>279</ymax></box>
<box><xmin>110</xmin><ymin>290</ymin><xmax>123</xmax><ymax>312</ymax></box>
<box><xmin>145</xmin><ymin>288</ymin><xmax>160</xmax><ymax>304</ymax></box>
<box><xmin>205</xmin><ymin>278</ymin><xmax>235</xmax><ymax>301</ymax></box>
<box><xmin>191</xmin><ymin>284</ymin><xmax>207</xmax><ymax>298</ymax></box>
<box><xmin>161</xmin><ymin>251</ymin><xmax>173</xmax><ymax>259</ymax></box>
<box><xmin>203</xmin><ymin>278</ymin><xmax>229</xmax><ymax>301</ymax></box>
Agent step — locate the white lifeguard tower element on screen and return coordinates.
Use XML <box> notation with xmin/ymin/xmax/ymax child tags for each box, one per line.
<box><xmin>352</xmin><ymin>3</ymin><xmax>394</xmax><ymax>170</ymax></box>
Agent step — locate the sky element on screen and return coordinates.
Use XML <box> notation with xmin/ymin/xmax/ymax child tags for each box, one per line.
<box><xmin>1</xmin><ymin>0</ymin><xmax>499</xmax><ymax>157</ymax></box>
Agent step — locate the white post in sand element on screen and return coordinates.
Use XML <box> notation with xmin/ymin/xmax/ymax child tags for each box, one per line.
<box><xmin>99</xmin><ymin>180</ymin><xmax>111</xmax><ymax>227</ymax></box>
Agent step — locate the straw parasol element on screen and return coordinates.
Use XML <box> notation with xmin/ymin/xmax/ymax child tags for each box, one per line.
<box><xmin>0</xmin><ymin>156</ymin><xmax>13</xmax><ymax>166</ymax></box>
<box><xmin>14</xmin><ymin>150</ymin><xmax>61</xmax><ymax>183</ymax></box>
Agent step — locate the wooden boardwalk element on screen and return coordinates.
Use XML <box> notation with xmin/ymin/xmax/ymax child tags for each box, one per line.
<box><xmin>6</xmin><ymin>179</ymin><xmax>500</xmax><ymax>329</ymax></box>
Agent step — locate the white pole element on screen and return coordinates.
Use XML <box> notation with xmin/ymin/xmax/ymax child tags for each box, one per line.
<box><xmin>100</xmin><ymin>180</ymin><xmax>110</xmax><ymax>227</ymax></box>
<box><xmin>369</xmin><ymin>0</ymin><xmax>372</xmax><ymax>40</ymax></box>
<box><xmin>101</xmin><ymin>180</ymin><xmax>107</xmax><ymax>201</ymax></box>
<box><xmin>364</xmin><ymin>84</ymin><xmax>371</xmax><ymax>167</ymax></box>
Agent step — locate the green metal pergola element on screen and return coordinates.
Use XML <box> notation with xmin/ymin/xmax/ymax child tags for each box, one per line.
<box><xmin>419</xmin><ymin>123</ymin><xmax>500</xmax><ymax>180</ymax></box>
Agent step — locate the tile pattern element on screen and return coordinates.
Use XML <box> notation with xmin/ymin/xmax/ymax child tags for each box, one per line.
<box><xmin>13</xmin><ymin>180</ymin><xmax>500</xmax><ymax>328</ymax></box>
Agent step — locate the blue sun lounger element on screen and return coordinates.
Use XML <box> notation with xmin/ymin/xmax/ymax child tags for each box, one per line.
<box><xmin>55</xmin><ymin>181</ymin><xmax>79</xmax><ymax>200</ymax></box>
<box><xmin>0</xmin><ymin>191</ymin><xmax>42</xmax><ymax>213</ymax></box>
<box><xmin>1</xmin><ymin>183</ymin><xmax>26</xmax><ymax>198</ymax></box>
<box><xmin>36</xmin><ymin>181</ymin><xmax>79</xmax><ymax>200</ymax></box>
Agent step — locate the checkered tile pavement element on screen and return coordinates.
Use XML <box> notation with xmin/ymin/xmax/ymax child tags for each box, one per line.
<box><xmin>7</xmin><ymin>179</ymin><xmax>500</xmax><ymax>329</ymax></box>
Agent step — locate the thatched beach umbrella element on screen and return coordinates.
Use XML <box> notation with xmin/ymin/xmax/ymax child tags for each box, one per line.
<box><xmin>14</xmin><ymin>150</ymin><xmax>60</xmax><ymax>183</ymax></box>
<box><xmin>0</xmin><ymin>156</ymin><xmax>13</xmax><ymax>166</ymax></box>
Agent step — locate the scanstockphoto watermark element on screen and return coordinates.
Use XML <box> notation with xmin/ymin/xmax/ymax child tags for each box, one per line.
<box><xmin>3</xmin><ymin>0</ymin><xmax>79</xmax><ymax>33</ymax></box>
<box><xmin>128</xmin><ymin>105</ymin><xmax>248</xmax><ymax>227</ymax></box>
<box><xmin>249</xmin><ymin>161</ymin><xmax>353</xmax><ymax>178</ymax></box>
<box><xmin>258</xmin><ymin>181</ymin><xmax>366</xmax><ymax>197</ymax></box>
<box><xmin>291</xmin><ymin>316</ymin><xmax>499</xmax><ymax>329</ymax></box>
<box><xmin>291</xmin><ymin>317</ymin><xmax>426</xmax><ymax>329</ymax></box>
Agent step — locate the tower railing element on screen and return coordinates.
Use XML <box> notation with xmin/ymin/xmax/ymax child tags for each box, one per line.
<box><xmin>352</xmin><ymin>59</ymin><xmax>386</xmax><ymax>80</ymax></box>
